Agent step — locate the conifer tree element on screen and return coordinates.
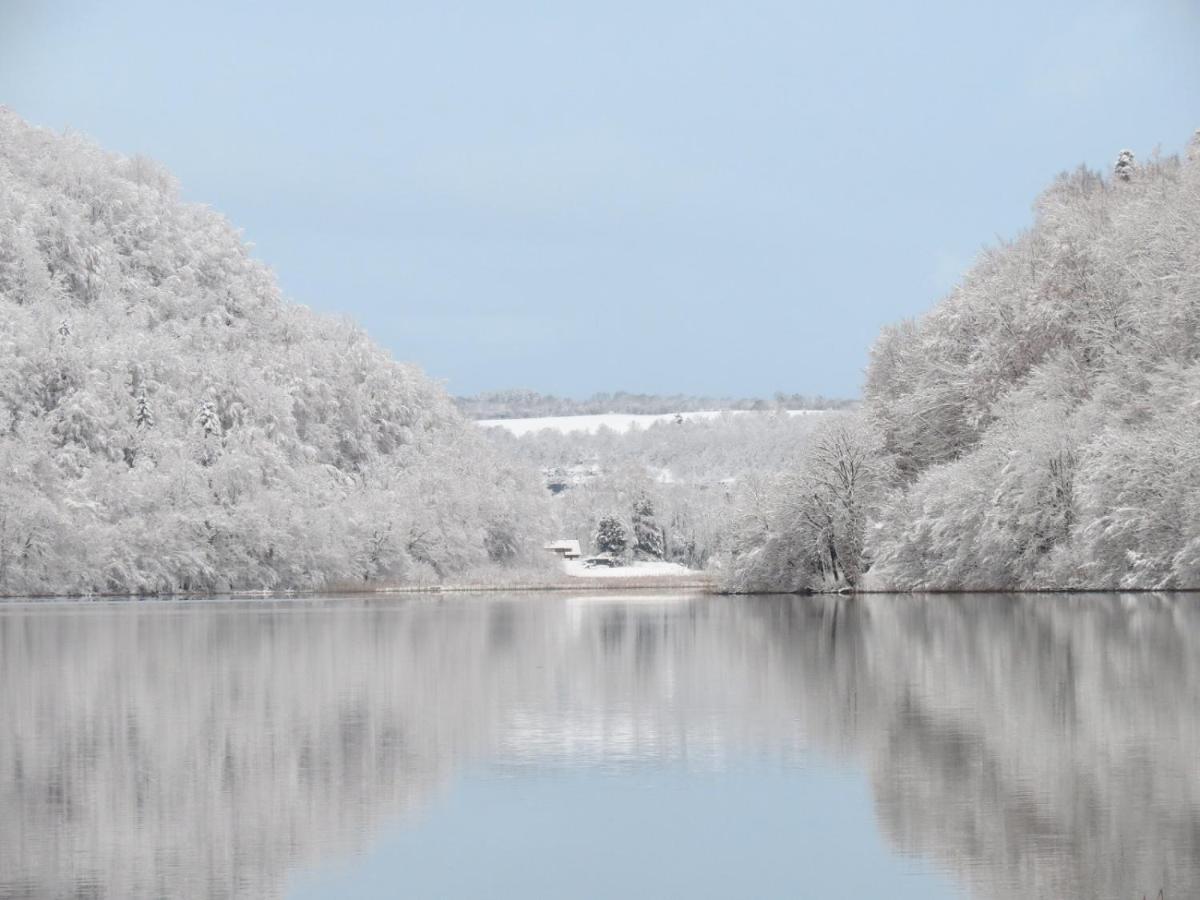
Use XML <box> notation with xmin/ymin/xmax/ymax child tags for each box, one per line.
<box><xmin>196</xmin><ymin>400</ymin><xmax>221</xmax><ymax>438</ymax></box>
<box><xmin>631</xmin><ymin>493</ymin><xmax>665</xmax><ymax>559</ymax></box>
<box><xmin>594</xmin><ymin>516</ymin><xmax>628</xmax><ymax>557</ymax></box>
<box><xmin>134</xmin><ymin>393</ymin><xmax>154</xmax><ymax>430</ymax></box>
<box><xmin>1114</xmin><ymin>149</ymin><xmax>1136</xmax><ymax>181</ymax></box>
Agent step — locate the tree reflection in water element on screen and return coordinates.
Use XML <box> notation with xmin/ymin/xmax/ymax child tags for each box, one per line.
<box><xmin>0</xmin><ymin>592</ymin><xmax>1196</xmax><ymax>899</ymax></box>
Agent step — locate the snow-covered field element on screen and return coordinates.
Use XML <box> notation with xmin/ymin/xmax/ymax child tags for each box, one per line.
<box><xmin>562</xmin><ymin>560</ymin><xmax>698</xmax><ymax>579</ymax></box>
<box><xmin>476</xmin><ymin>409</ymin><xmax>825</xmax><ymax>436</ymax></box>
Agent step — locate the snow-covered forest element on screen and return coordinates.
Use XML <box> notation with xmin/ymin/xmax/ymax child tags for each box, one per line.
<box><xmin>0</xmin><ymin>110</ymin><xmax>549</xmax><ymax>595</ymax></box>
<box><xmin>481</xmin><ymin>411</ymin><xmax>831</xmax><ymax>569</ymax></box>
<box><xmin>728</xmin><ymin>130</ymin><xmax>1200</xmax><ymax>592</ymax></box>
<box><xmin>865</xmin><ymin>134</ymin><xmax>1200</xmax><ymax>590</ymax></box>
<box><xmin>4</xmin><ymin>105</ymin><xmax>1199</xmax><ymax>595</ymax></box>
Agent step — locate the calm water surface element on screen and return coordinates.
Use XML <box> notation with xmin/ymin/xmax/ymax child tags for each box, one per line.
<box><xmin>1</xmin><ymin>592</ymin><xmax>1197</xmax><ymax>899</ymax></box>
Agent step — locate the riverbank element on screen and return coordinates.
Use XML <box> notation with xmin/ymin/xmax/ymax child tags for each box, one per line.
<box><xmin>0</xmin><ymin>573</ymin><xmax>718</xmax><ymax>601</ymax></box>
<box><xmin>299</xmin><ymin>569</ymin><xmax>716</xmax><ymax>595</ymax></box>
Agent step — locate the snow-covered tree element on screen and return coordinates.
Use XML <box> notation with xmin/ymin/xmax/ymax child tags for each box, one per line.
<box><xmin>1114</xmin><ymin>148</ymin><xmax>1136</xmax><ymax>181</ymax></box>
<box><xmin>196</xmin><ymin>400</ymin><xmax>221</xmax><ymax>439</ymax></box>
<box><xmin>594</xmin><ymin>516</ymin><xmax>628</xmax><ymax>557</ymax></box>
<box><xmin>631</xmin><ymin>493</ymin><xmax>665</xmax><ymax>559</ymax></box>
<box><xmin>134</xmin><ymin>393</ymin><xmax>154</xmax><ymax>430</ymax></box>
<box><xmin>724</xmin><ymin>414</ymin><xmax>891</xmax><ymax>592</ymax></box>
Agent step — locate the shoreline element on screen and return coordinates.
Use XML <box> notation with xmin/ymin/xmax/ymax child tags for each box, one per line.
<box><xmin>5</xmin><ymin>581</ymin><xmax>1200</xmax><ymax>602</ymax></box>
<box><xmin>0</xmin><ymin>576</ymin><xmax>719</xmax><ymax>602</ymax></box>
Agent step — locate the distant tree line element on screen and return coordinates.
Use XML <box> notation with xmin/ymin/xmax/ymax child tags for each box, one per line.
<box><xmin>455</xmin><ymin>390</ymin><xmax>856</xmax><ymax>420</ymax></box>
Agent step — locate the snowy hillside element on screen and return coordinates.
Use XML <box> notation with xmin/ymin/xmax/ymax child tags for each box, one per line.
<box><xmin>723</xmin><ymin>135</ymin><xmax>1200</xmax><ymax>594</ymax></box>
<box><xmin>0</xmin><ymin>110</ymin><xmax>547</xmax><ymax>595</ymax></box>
<box><xmin>864</xmin><ymin>136</ymin><xmax>1200</xmax><ymax>590</ymax></box>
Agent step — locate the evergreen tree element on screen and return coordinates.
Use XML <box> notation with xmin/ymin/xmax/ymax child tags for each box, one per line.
<box><xmin>631</xmin><ymin>493</ymin><xmax>665</xmax><ymax>559</ymax></box>
<box><xmin>196</xmin><ymin>400</ymin><xmax>221</xmax><ymax>438</ymax></box>
<box><xmin>1114</xmin><ymin>149</ymin><xmax>1136</xmax><ymax>181</ymax></box>
<box><xmin>134</xmin><ymin>393</ymin><xmax>154</xmax><ymax>430</ymax></box>
<box><xmin>594</xmin><ymin>516</ymin><xmax>628</xmax><ymax>557</ymax></box>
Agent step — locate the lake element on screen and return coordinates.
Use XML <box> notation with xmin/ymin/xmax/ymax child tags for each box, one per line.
<box><xmin>1</xmin><ymin>592</ymin><xmax>1196</xmax><ymax>899</ymax></box>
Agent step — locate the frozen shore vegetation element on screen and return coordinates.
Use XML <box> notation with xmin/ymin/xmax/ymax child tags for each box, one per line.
<box><xmin>0</xmin><ymin>110</ymin><xmax>547</xmax><ymax>595</ymax></box>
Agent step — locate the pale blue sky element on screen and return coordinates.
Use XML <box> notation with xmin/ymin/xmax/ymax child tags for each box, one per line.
<box><xmin>2</xmin><ymin>1</ymin><xmax>1198</xmax><ymax>397</ymax></box>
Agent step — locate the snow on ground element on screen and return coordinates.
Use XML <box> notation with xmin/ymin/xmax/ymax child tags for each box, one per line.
<box><xmin>476</xmin><ymin>409</ymin><xmax>825</xmax><ymax>436</ymax></box>
<box><xmin>562</xmin><ymin>559</ymin><xmax>699</xmax><ymax>578</ymax></box>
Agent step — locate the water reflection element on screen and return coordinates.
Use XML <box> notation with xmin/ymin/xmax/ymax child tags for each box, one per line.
<box><xmin>0</xmin><ymin>593</ymin><xmax>1197</xmax><ymax>899</ymax></box>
